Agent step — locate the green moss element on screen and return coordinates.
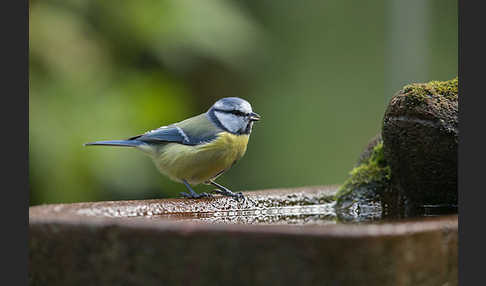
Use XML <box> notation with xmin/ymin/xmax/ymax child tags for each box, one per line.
<box><xmin>335</xmin><ymin>142</ymin><xmax>391</xmax><ymax>200</ymax></box>
<box><xmin>401</xmin><ymin>77</ymin><xmax>458</xmax><ymax>107</ymax></box>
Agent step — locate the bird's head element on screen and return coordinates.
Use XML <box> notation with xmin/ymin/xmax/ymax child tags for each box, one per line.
<box><xmin>208</xmin><ymin>97</ymin><xmax>261</xmax><ymax>135</ymax></box>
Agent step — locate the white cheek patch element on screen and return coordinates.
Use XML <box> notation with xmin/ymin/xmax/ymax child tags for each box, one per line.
<box><xmin>215</xmin><ymin>111</ymin><xmax>246</xmax><ymax>134</ymax></box>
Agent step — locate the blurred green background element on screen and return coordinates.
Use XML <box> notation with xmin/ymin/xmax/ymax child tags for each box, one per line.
<box><xmin>29</xmin><ymin>0</ymin><xmax>457</xmax><ymax>205</ymax></box>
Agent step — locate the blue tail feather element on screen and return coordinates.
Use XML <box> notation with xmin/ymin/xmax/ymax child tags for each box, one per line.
<box><xmin>84</xmin><ymin>140</ymin><xmax>142</xmax><ymax>147</ymax></box>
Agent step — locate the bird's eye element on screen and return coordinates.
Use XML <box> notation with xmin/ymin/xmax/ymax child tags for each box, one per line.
<box><xmin>230</xmin><ymin>110</ymin><xmax>246</xmax><ymax>116</ymax></box>
<box><xmin>214</xmin><ymin>108</ymin><xmax>248</xmax><ymax>117</ymax></box>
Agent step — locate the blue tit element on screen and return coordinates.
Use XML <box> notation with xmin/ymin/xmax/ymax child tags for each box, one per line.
<box><xmin>85</xmin><ymin>97</ymin><xmax>261</xmax><ymax>200</ymax></box>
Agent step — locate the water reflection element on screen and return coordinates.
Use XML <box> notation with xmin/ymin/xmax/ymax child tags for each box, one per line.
<box><xmin>150</xmin><ymin>203</ymin><xmax>338</xmax><ymax>225</ymax></box>
<box><xmin>79</xmin><ymin>187</ymin><xmax>457</xmax><ymax>225</ymax></box>
<box><xmin>144</xmin><ymin>202</ymin><xmax>457</xmax><ymax>225</ymax></box>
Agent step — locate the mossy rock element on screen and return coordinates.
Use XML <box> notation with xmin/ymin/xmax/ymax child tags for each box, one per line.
<box><xmin>335</xmin><ymin>135</ymin><xmax>393</xmax><ymax>221</ymax></box>
<box><xmin>335</xmin><ymin>77</ymin><xmax>458</xmax><ymax>220</ymax></box>
<box><xmin>382</xmin><ymin>77</ymin><xmax>458</xmax><ymax>207</ymax></box>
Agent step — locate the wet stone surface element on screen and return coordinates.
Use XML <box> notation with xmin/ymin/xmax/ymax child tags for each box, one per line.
<box><xmin>32</xmin><ymin>186</ymin><xmax>338</xmax><ymax>221</ymax></box>
<box><xmin>148</xmin><ymin>203</ymin><xmax>338</xmax><ymax>225</ymax></box>
<box><xmin>30</xmin><ymin>186</ymin><xmax>458</xmax><ymax>286</ymax></box>
<box><xmin>31</xmin><ymin>184</ymin><xmax>456</xmax><ymax>226</ymax></box>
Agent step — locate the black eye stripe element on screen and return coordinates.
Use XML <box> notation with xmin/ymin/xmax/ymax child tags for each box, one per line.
<box><xmin>215</xmin><ymin>108</ymin><xmax>248</xmax><ymax>116</ymax></box>
<box><xmin>230</xmin><ymin>110</ymin><xmax>246</xmax><ymax>116</ymax></box>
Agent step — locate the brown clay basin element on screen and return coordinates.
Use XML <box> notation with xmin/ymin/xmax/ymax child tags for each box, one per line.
<box><xmin>29</xmin><ymin>186</ymin><xmax>457</xmax><ymax>286</ymax></box>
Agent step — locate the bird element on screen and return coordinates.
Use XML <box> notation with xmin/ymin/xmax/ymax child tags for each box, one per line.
<box><xmin>85</xmin><ymin>97</ymin><xmax>261</xmax><ymax>200</ymax></box>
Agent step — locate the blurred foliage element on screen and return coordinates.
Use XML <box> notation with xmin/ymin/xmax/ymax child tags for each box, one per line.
<box><xmin>29</xmin><ymin>0</ymin><xmax>457</xmax><ymax>205</ymax></box>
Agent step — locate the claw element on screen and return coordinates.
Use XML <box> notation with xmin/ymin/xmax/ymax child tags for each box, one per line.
<box><xmin>235</xmin><ymin>192</ymin><xmax>244</xmax><ymax>201</ymax></box>
<box><xmin>199</xmin><ymin>192</ymin><xmax>212</xmax><ymax>198</ymax></box>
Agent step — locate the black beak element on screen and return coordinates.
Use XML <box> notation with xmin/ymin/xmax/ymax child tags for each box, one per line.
<box><xmin>249</xmin><ymin>112</ymin><xmax>261</xmax><ymax>121</ymax></box>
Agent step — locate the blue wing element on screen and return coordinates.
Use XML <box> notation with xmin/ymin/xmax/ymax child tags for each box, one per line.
<box><xmin>129</xmin><ymin>114</ymin><xmax>221</xmax><ymax>146</ymax></box>
<box><xmin>129</xmin><ymin>126</ymin><xmax>193</xmax><ymax>145</ymax></box>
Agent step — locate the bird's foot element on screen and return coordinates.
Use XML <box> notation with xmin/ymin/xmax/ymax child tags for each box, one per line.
<box><xmin>181</xmin><ymin>179</ymin><xmax>212</xmax><ymax>199</ymax></box>
<box><xmin>179</xmin><ymin>191</ymin><xmax>212</xmax><ymax>199</ymax></box>
<box><xmin>212</xmin><ymin>189</ymin><xmax>245</xmax><ymax>201</ymax></box>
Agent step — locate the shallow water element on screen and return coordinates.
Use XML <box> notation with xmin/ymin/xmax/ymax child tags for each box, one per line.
<box><xmin>144</xmin><ymin>202</ymin><xmax>457</xmax><ymax>225</ymax></box>
<box><xmin>150</xmin><ymin>203</ymin><xmax>338</xmax><ymax>225</ymax></box>
<box><xmin>71</xmin><ymin>187</ymin><xmax>457</xmax><ymax>225</ymax></box>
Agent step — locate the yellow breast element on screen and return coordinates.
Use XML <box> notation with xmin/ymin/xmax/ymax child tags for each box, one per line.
<box><xmin>153</xmin><ymin>132</ymin><xmax>249</xmax><ymax>185</ymax></box>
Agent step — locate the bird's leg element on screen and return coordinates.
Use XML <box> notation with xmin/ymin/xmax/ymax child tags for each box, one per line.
<box><xmin>208</xmin><ymin>180</ymin><xmax>244</xmax><ymax>200</ymax></box>
<box><xmin>180</xmin><ymin>179</ymin><xmax>211</xmax><ymax>199</ymax></box>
